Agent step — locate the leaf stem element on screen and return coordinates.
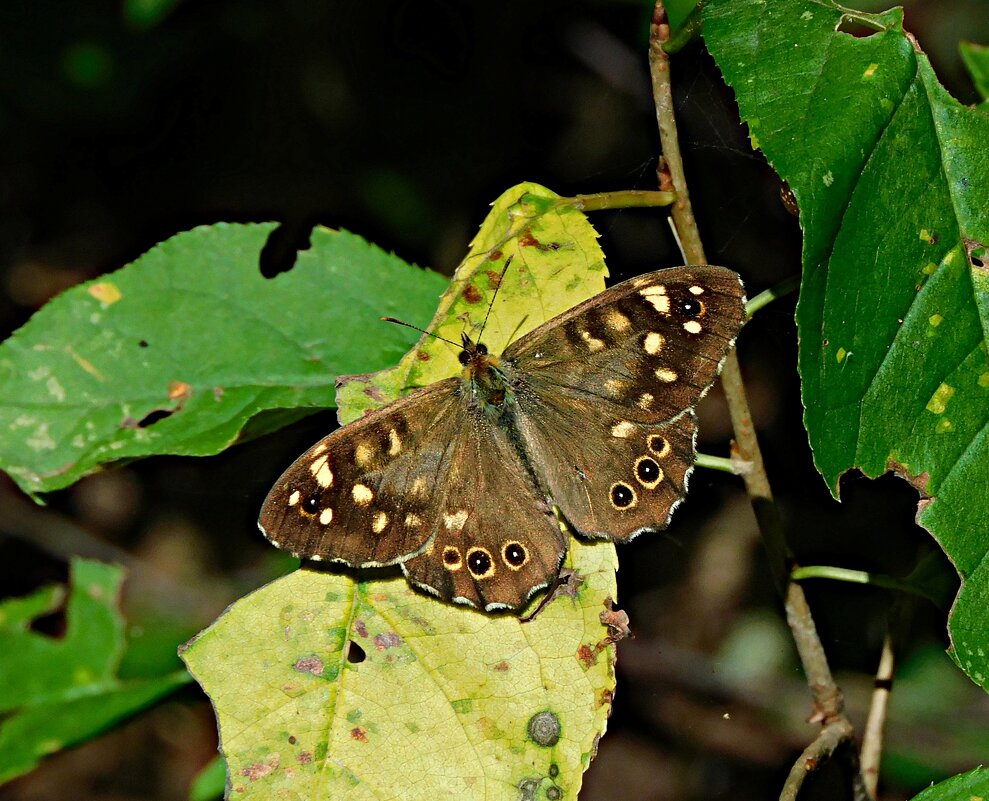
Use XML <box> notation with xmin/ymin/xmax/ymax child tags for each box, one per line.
<box><xmin>560</xmin><ymin>190</ymin><xmax>676</xmax><ymax>211</ymax></box>
<box><xmin>662</xmin><ymin>3</ymin><xmax>704</xmax><ymax>54</ymax></box>
<box><xmin>791</xmin><ymin>564</ymin><xmax>933</xmax><ymax>599</ymax></box>
<box><xmin>746</xmin><ymin>276</ymin><xmax>801</xmax><ymax>317</ymax></box>
<box><xmin>648</xmin><ymin>4</ymin><xmax>870</xmax><ymax>798</ymax></box>
<box><xmin>694</xmin><ymin>453</ymin><xmax>737</xmax><ymax>473</ymax></box>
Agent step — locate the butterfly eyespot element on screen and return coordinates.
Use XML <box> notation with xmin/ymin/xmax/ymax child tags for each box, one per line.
<box><xmin>634</xmin><ymin>456</ymin><xmax>664</xmax><ymax>489</ymax></box>
<box><xmin>679</xmin><ymin>297</ymin><xmax>703</xmax><ymax>316</ymax></box>
<box><xmin>443</xmin><ymin>546</ymin><xmax>463</xmax><ymax>570</ymax></box>
<box><xmin>609</xmin><ymin>482</ymin><xmax>637</xmax><ymax>509</ymax></box>
<box><xmin>647</xmin><ymin>434</ymin><xmax>672</xmax><ymax>458</ymax></box>
<box><xmin>301</xmin><ymin>495</ymin><xmax>320</xmax><ymax>515</ymax></box>
<box><xmin>502</xmin><ymin>541</ymin><xmax>528</xmax><ymax>569</ymax></box>
<box><xmin>466</xmin><ymin>547</ymin><xmax>495</xmax><ymax>579</ymax></box>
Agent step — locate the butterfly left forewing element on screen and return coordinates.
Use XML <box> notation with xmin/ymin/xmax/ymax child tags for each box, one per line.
<box><xmin>503</xmin><ymin>265</ymin><xmax>745</xmax><ymax>541</ymax></box>
<box><xmin>259</xmin><ymin>379</ymin><xmax>466</xmax><ymax>566</ymax></box>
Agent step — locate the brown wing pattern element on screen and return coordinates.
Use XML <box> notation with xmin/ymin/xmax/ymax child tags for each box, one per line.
<box><xmin>504</xmin><ymin>266</ymin><xmax>745</xmax><ymax>540</ymax></box>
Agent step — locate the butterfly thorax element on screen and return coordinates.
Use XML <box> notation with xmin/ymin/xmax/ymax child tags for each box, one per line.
<box><xmin>457</xmin><ymin>334</ymin><xmax>516</xmax><ymax>422</ymax></box>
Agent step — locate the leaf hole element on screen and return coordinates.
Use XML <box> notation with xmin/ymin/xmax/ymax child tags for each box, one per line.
<box><xmin>347</xmin><ymin>641</ymin><xmax>366</xmax><ymax>663</ymax></box>
<box><xmin>137</xmin><ymin>408</ymin><xmax>174</xmax><ymax>428</ymax></box>
<box><xmin>835</xmin><ymin>15</ymin><xmax>883</xmax><ymax>38</ymax></box>
<box><xmin>260</xmin><ymin>220</ymin><xmax>315</xmax><ymax>279</ymax></box>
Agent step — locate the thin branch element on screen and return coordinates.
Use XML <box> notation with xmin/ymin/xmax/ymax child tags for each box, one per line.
<box><xmin>648</xmin><ymin>4</ymin><xmax>870</xmax><ymax>798</ymax></box>
<box><xmin>746</xmin><ymin>276</ymin><xmax>801</xmax><ymax>317</ymax></box>
<box><xmin>861</xmin><ymin>634</ymin><xmax>895</xmax><ymax>797</ymax></box>
<box><xmin>779</xmin><ymin>719</ymin><xmax>862</xmax><ymax>801</ymax></box>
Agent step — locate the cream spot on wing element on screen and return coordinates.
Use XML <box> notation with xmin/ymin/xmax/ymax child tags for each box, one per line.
<box><xmin>683</xmin><ymin>320</ymin><xmax>703</xmax><ymax>334</ymax></box>
<box><xmin>372</xmin><ymin>511</ymin><xmax>388</xmax><ymax>533</ymax></box>
<box><xmin>352</xmin><ymin>484</ymin><xmax>374</xmax><ymax>505</ymax></box>
<box><xmin>404</xmin><ymin>512</ymin><xmax>421</xmax><ymax>527</ymax></box>
<box><xmin>312</xmin><ymin>442</ymin><xmax>328</xmax><ymax>455</ymax></box>
<box><xmin>314</xmin><ymin>463</ymin><xmax>333</xmax><ymax>488</ymax></box>
<box><xmin>688</xmin><ymin>285</ymin><xmax>705</xmax><ymax>295</ymax></box>
<box><xmin>444</xmin><ymin>510</ymin><xmax>468</xmax><ymax>530</ymax></box>
<box><xmin>611</xmin><ymin>421</ymin><xmax>635</xmax><ymax>438</ymax></box>
<box><xmin>310</xmin><ymin>554</ymin><xmax>323</xmax><ymax>562</ymax></box>
<box><xmin>604</xmin><ymin>378</ymin><xmax>628</xmax><ymax>397</ymax></box>
<box><xmin>410</xmin><ymin>476</ymin><xmax>430</xmax><ymax>497</ymax></box>
<box><xmin>355</xmin><ymin>442</ymin><xmax>374</xmax><ymax>467</ymax></box>
<box><xmin>388</xmin><ymin>428</ymin><xmax>402</xmax><ymax>456</ymax></box>
<box><xmin>310</xmin><ymin>454</ymin><xmax>328</xmax><ymax>473</ymax></box>
<box><xmin>640</xmin><ymin>285</ymin><xmax>671</xmax><ymax>314</ymax></box>
<box><xmin>319</xmin><ymin>508</ymin><xmax>333</xmax><ymax>525</ymax></box>
<box><xmin>644</xmin><ymin>331</ymin><xmax>665</xmax><ymax>354</ymax></box>
<box><xmin>581</xmin><ymin>330</ymin><xmax>606</xmax><ymax>352</ymax></box>
<box><xmin>604</xmin><ymin>309</ymin><xmax>631</xmax><ymax>332</ymax></box>
<box><xmin>655</xmin><ymin>367</ymin><xmax>678</xmax><ymax>383</ymax></box>
<box><xmin>288</xmin><ymin>490</ymin><xmax>301</xmax><ymax>506</ymax></box>
<box><xmin>638</xmin><ymin>392</ymin><xmax>654</xmax><ymax>410</ymax></box>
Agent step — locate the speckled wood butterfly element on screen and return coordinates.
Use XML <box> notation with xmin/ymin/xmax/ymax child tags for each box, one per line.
<box><xmin>259</xmin><ymin>266</ymin><xmax>745</xmax><ymax>612</ymax></box>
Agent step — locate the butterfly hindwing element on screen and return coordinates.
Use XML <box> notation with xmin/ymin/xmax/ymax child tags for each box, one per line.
<box><xmin>401</xmin><ymin>409</ymin><xmax>567</xmax><ymax>611</ymax></box>
<box><xmin>503</xmin><ymin>266</ymin><xmax>745</xmax><ymax>540</ymax></box>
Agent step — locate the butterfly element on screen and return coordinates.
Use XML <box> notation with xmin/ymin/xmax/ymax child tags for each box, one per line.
<box><xmin>259</xmin><ymin>266</ymin><xmax>746</xmax><ymax>612</ymax></box>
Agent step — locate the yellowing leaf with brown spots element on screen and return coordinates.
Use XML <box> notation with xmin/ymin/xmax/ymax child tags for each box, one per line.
<box><xmin>182</xmin><ymin>540</ymin><xmax>618</xmax><ymax>801</ymax></box>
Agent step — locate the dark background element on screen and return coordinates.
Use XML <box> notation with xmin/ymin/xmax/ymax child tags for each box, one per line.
<box><xmin>2</xmin><ymin>1</ymin><xmax>987</xmax><ymax>799</ymax></box>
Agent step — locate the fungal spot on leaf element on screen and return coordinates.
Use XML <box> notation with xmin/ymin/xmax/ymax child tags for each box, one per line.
<box><xmin>350</xmin><ymin>726</ymin><xmax>368</xmax><ymax>742</ymax></box>
<box><xmin>527</xmin><ymin>710</ymin><xmax>561</xmax><ymax>747</ymax></box>
<box><xmin>346</xmin><ymin>641</ymin><xmax>366</xmax><ymax>663</ymax></box>
<box><xmin>138</xmin><ymin>339</ymin><xmax>149</xmax><ymax>348</ymax></box>
<box><xmin>373</xmin><ymin>631</ymin><xmax>402</xmax><ymax>650</ymax></box>
<box><xmin>293</xmin><ymin>655</ymin><xmax>324</xmax><ymax>676</ymax></box>
<box><xmin>288</xmin><ymin>735</ymin><xmax>297</xmax><ymax>745</ymax></box>
<box><xmin>241</xmin><ymin>754</ymin><xmax>279</xmax><ymax>780</ymax></box>
<box><xmin>546</xmin><ymin>786</ymin><xmax>562</xmax><ymax>801</ymax></box>
<box><xmin>297</xmin><ymin>752</ymin><xmax>312</xmax><ymax>764</ymax></box>
<box><xmin>462</xmin><ymin>284</ymin><xmax>483</xmax><ymax>304</ymax></box>
<box><xmin>493</xmin><ymin>660</ymin><xmax>510</xmax><ymax>672</ymax></box>
<box><xmin>548</xmin><ymin>763</ymin><xmax>559</xmax><ymax>778</ymax></box>
<box><xmin>518</xmin><ymin>778</ymin><xmax>540</xmax><ymax>801</ymax></box>
<box><xmin>354</xmin><ymin>620</ymin><xmax>369</xmax><ymax>638</ymax></box>
<box><xmin>576</xmin><ymin>643</ymin><xmax>595</xmax><ymax>669</ymax></box>
<box><xmin>88</xmin><ymin>281</ymin><xmax>123</xmax><ymax>305</ymax></box>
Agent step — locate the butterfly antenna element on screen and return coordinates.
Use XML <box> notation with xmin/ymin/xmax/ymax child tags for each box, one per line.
<box><xmin>476</xmin><ymin>255</ymin><xmax>514</xmax><ymax>340</ymax></box>
<box><xmin>381</xmin><ymin>317</ymin><xmax>461</xmax><ymax>349</ymax></box>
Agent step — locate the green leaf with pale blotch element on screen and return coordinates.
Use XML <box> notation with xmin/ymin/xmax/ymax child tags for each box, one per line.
<box><xmin>335</xmin><ymin>182</ymin><xmax>607</xmax><ymax>423</ymax></box>
<box><xmin>703</xmin><ymin>0</ymin><xmax>989</xmax><ymax>689</ymax></box>
<box><xmin>182</xmin><ymin>542</ymin><xmax>617</xmax><ymax>801</ymax></box>
<box><xmin>909</xmin><ymin>766</ymin><xmax>989</xmax><ymax>801</ymax></box>
<box><xmin>0</xmin><ymin>559</ymin><xmax>189</xmax><ymax>783</ymax></box>
<box><xmin>183</xmin><ymin>184</ymin><xmax>618</xmax><ymax>800</ymax></box>
<box><xmin>0</xmin><ymin>223</ymin><xmax>446</xmax><ymax>497</ymax></box>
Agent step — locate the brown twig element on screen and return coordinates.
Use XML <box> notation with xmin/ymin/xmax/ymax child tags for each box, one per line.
<box><xmin>860</xmin><ymin>634</ymin><xmax>895</xmax><ymax>797</ymax></box>
<box><xmin>647</xmin><ymin>4</ymin><xmax>869</xmax><ymax>799</ymax></box>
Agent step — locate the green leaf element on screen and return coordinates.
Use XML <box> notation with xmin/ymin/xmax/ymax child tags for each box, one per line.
<box><xmin>0</xmin><ymin>223</ymin><xmax>447</xmax><ymax>496</ymax></box>
<box><xmin>183</xmin><ymin>183</ymin><xmax>618</xmax><ymax>800</ymax></box>
<box><xmin>702</xmin><ymin>0</ymin><xmax>989</xmax><ymax>689</ymax></box>
<box><xmin>0</xmin><ymin>558</ymin><xmax>189</xmax><ymax>783</ymax></box>
<box><xmin>909</xmin><ymin>765</ymin><xmax>989</xmax><ymax>801</ymax></box>
<box><xmin>960</xmin><ymin>41</ymin><xmax>989</xmax><ymax>102</ymax></box>
<box><xmin>189</xmin><ymin>755</ymin><xmax>226</xmax><ymax>801</ymax></box>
